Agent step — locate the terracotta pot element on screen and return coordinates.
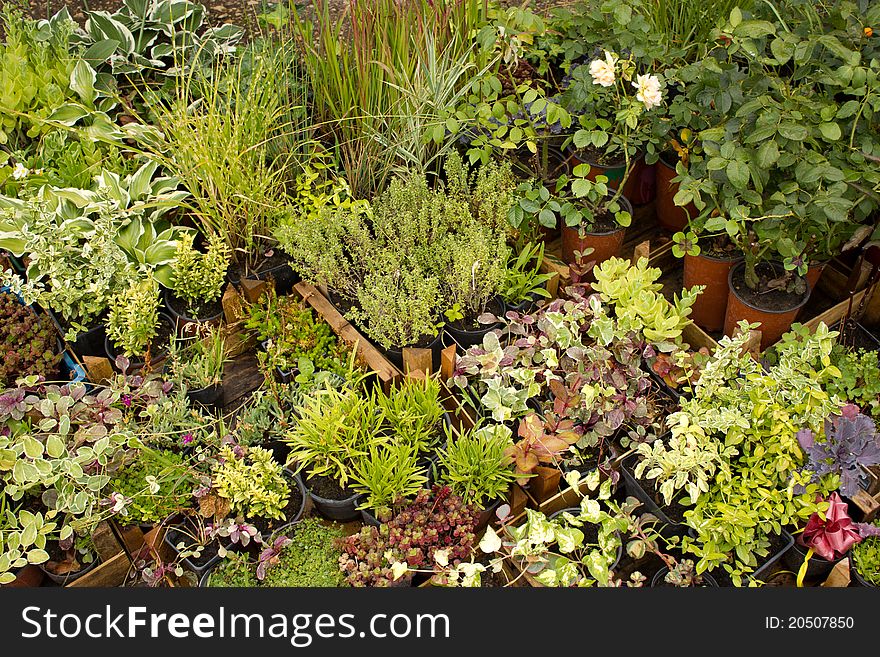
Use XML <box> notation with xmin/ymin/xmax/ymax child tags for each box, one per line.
<box><xmin>655</xmin><ymin>155</ymin><xmax>697</xmax><ymax>232</ymax></box>
<box><xmin>622</xmin><ymin>156</ymin><xmax>656</xmax><ymax>205</ymax></box>
<box><xmin>3</xmin><ymin>565</ymin><xmax>45</xmax><ymax>588</ymax></box>
<box><xmin>560</xmin><ymin>195</ymin><xmax>633</xmax><ymax>266</ymax></box>
<box><xmin>684</xmin><ymin>252</ymin><xmax>743</xmax><ymax>332</ymax></box>
<box><xmin>723</xmin><ymin>262</ymin><xmax>810</xmax><ymax>350</ymax></box>
<box><xmin>567</xmin><ymin>150</ymin><xmax>627</xmax><ymax>186</ymax></box>
<box><xmin>561</xmin><ymin>223</ymin><xmax>627</xmax><ymax>267</ymax></box>
<box><xmin>805</xmin><ymin>261</ymin><xmax>827</xmax><ymax>290</ymax></box>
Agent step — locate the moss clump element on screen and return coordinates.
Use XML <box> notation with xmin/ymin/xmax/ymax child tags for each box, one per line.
<box><xmin>107</xmin><ymin>449</ymin><xmax>192</xmax><ymax>524</ymax></box>
<box><xmin>262</xmin><ymin>518</ymin><xmax>349</xmax><ymax>587</ymax></box>
<box><xmin>206</xmin><ymin>551</ymin><xmax>259</xmax><ymax>588</ymax></box>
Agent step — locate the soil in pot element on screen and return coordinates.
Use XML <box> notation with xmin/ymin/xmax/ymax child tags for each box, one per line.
<box><xmin>623</xmin><ymin>457</ymin><xmax>687</xmax><ymax>526</ymax></box>
<box><xmin>40</xmin><ymin>542</ymin><xmax>98</xmax><ymax>584</ymax></box>
<box><xmin>304</xmin><ymin>473</ymin><xmax>359</xmax><ymax>523</ymax></box>
<box><xmin>651</xmin><ymin>565</ymin><xmax>718</xmax><ymax>587</ymax></box>
<box><xmin>165</xmin><ymin>292</ymin><xmax>224</xmax><ymax>337</ymax></box>
<box><xmin>445</xmin><ymin>297</ymin><xmax>505</xmax><ymax>348</ymax></box>
<box><xmin>165</xmin><ymin>521</ymin><xmax>226</xmax><ymax>572</ymax></box>
<box><xmin>724</xmin><ymin>261</ymin><xmax>810</xmax><ymax>350</ymax></box>
<box><xmin>560</xmin><ymin>197</ymin><xmax>631</xmax><ymax>265</ymax></box>
<box><xmin>567</xmin><ymin>146</ymin><xmax>627</xmax><ymax>185</ymax></box>
<box><xmin>251</xmin><ymin>473</ymin><xmax>306</xmax><ymax>535</ymax></box>
<box><xmin>227</xmin><ymin>250</ymin><xmax>298</xmax><ymax>294</ymax></box>
<box><xmin>684</xmin><ymin>248</ymin><xmax>742</xmax><ymax>333</ymax></box>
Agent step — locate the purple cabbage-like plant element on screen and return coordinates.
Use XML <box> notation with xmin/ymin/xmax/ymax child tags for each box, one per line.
<box><xmin>798</xmin><ymin>404</ymin><xmax>880</xmax><ymax>497</ymax></box>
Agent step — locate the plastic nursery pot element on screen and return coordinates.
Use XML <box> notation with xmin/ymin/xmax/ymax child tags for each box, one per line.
<box><xmin>444</xmin><ymin>297</ymin><xmax>506</xmax><ymax>349</ymax></box>
<box><xmin>618</xmin><ymin>451</ymin><xmax>682</xmax><ymax>531</ymax></box>
<box><xmin>723</xmin><ymin>261</ymin><xmax>810</xmax><ymax>351</ymax></box>
<box><xmin>37</xmin><ymin>554</ymin><xmax>100</xmax><ymax>586</ymax></box>
<box><xmin>567</xmin><ymin>149</ymin><xmax>627</xmax><ymax>187</ymax></box>
<box><xmin>650</xmin><ymin>566</ymin><xmax>718</xmax><ymax>587</ymax></box>
<box><xmin>302</xmin><ymin>474</ymin><xmax>361</xmax><ymax>522</ymax></box>
<box><xmin>560</xmin><ymin>196</ymin><xmax>632</xmax><ymax>266</ymax></box>
<box><xmin>504</xmin><ymin>291</ymin><xmax>546</xmax><ymax>316</ymax></box>
<box><xmin>683</xmin><ymin>251</ymin><xmax>743</xmax><ymax>333</ymax></box>
<box><xmin>227</xmin><ymin>260</ymin><xmax>300</xmax><ymax>298</ymax></box>
<box><xmin>548</xmin><ymin>506</ymin><xmax>624</xmax><ymax>571</ymax></box>
<box><xmin>783</xmin><ymin>540</ymin><xmax>843</xmax><ymax>584</ymax></box>
<box><xmin>186</xmin><ymin>383</ymin><xmax>224</xmax><ymax>411</ymax></box>
<box><xmin>849</xmin><ymin>554</ymin><xmax>876</xmax><ymax>588</ymax></box>
<box><xmin>475</xmin><ymin>498</ymin><xmax>504</xmax><ymax>532</ymax></box>
<box><xmin>283</xmin><ymin>468</ymin><xmax>308</xmax><ymax>526</ymax></box>
<box><xmin>382</xmin><ymin>331</ymin><xmax>444</xmax><ymax>373</ymax></box>
<box><xmin>163</xmin><ymin>522</ymin><xmax>228</xmax><ymax>578</ymax></box>
<box><xmin>164</xmin><ymin>289</ymin><xmax>224</xmax><ymax>338</ymax></box>
<box><xmin>47</xmin><ymin>309</ymin><xmax>107</xmax><ymax>359</ymax></box>
<box><xmin>748</xmin><ymin>530</ymin><xmax>795</xmax><ymax>584</ymax></box>
<box><xmin>805</xmin><ymin>261</ymin><xmax>827</xmax><ymax>291</ymax></box>
<box><xmin>655</xmin><ymin>154</ymin><xmax>697</xmax><ymax>233</ymax></box>
<box><xmin>103</xmin><ymin>313</ymin><xmax>176</xmax><ymax>372</ymax></box>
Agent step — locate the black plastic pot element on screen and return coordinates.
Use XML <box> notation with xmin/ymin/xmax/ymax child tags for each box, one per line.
<box><xmin>749</xmin><ymin>530</ymin><xmax>796</xmax><ymax>583</ymax></box>
<box><xmin>503</xmin><ymin>291</ymin><xmax>545</xmax><ymax>316</ymax></box>
<box><xmin>547</xmin><ymin>506</ymin><xmax>624</xmax><ymax>571</ymax></box>
<box><xmin>784</xmin><ymin>540</ymin><xmax>843</xmax><ymax>583</ymax></box>
<box><xmin>48</xmin><ymin>310</ymin><xmax>107</xmax><ymax>358</ymax></box>
<box><xmin>38</xmin><ymin>554</ymin><xmax>100</xmax><ymax>585</ymax></box>
<box><xmin>228</xmin><ymin>261</ymin><xmax>300</xmax><ymax>297</ymax></box>
<box><xmin>284</xmin><ymin>469</ymin><xmax>308</xmax><ymax>526</ymax></box>
<box><xmin>302</xmin><ymin>475</ymin><xmax>360</xmax><ymax>522</ymax></box>
<box><xmin>619</xmin><ymin>451</ymin><xmax>682</xmax><ymax>530</ymax></box>
<box><xmin>163</xmin><ymin>523</ymin><xmax>229</xmax><ymax>578</ymax></box>
<box><xmin>444</xmin><ymin>298</ymin><xmax>506</xmax><ymax>348</ymax></box>
<box><xmin>164</xmin><ymin>290</ymin><xmax>224</xmax><ymax>338</ymax></box>
<box><xmin>103</xmin><ymin>313</ymin><xmax>175</xmax><ymax>372</ymax></box>
<box><xmin>476</xmin><ymin>498</ymin><xmax>504</xmax><ymax>532</ymax></box>
<box><xmin>650</xmin><ymin>566</ymin><xmax>718</xmax><ymax>587</ymax></box>
<box><xmin>382</xmin><ymin>331</ymin><xmax>444</xmax><ymax>373</ymax></box>
<box><xmin>849</xmin><ymin>553</ymin><xmax>877</xmax><ymax>587</ymax></box>
<box><xmin>186</xmin><ymin>383</ymin><xmax>224</xmax><ymax>411</ymax></box>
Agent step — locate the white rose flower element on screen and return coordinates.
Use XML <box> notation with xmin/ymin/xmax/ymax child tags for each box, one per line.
<box><xmin>12</xmin><ymin>163</ymin><xmax>29</xmax><ymax>180</ymax></box>
<box><xmin>633</xmin><ymin>74</ymin><xmax>663</xmax><ymax>110</ymax></box>
<box><xmin>589</xmin><ymin>50</ymin><xmax>618</xmax><ymax>87</ymax></box>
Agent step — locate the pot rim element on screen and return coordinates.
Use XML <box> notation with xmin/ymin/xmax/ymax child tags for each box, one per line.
<box><xmin>685</xmin><ymin>250</ymin><xmax>744</xmax><ymax>264</ymax></box>
<box><xmin>567</xmin><ymin>146</ymin><xmax>636</xmax><ymax>170</ymax></box>
<box><xmin>164</xmin><ymin>289</ymin><xmax>224</xmax><ymax>324</ymax></box>
<box><xmin>727</xmin><ymin>261</ymin><xmax>811</xmax><ymax>315</ymax></box>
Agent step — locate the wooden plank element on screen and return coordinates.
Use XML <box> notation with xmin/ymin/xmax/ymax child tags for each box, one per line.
<box><xmin>67</xmin><ymin>552</ymin><xmax>130</xmax><ymax>588</ymax></box>
<box><xmin>292</xmin><ymin>282</ymin><xmax>401</xmax><ymax>390</ymax></box>
<box><xmin>222</xmin><ymin>351</ymin><xmax>265</xmax><ymax>408</ymax></box>
<box><xmin>851</xmin><ymin>489</ymin><xmax>880</xmax><ymax>522</ymax></box>
<box><xmin>402</xmin><ymin>346</ymin><xmax>433</xmax><ymax>376</ymax></box>
<box><xmin>802</xmin><ymin>289</ymin><xmax>868</xmax><ymax>332</ymax></box>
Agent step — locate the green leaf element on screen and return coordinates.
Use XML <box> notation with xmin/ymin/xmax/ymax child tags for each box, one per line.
<box><xmin>82</xmin><ymin>39</ymin><xmax>120</xmax><ymax>65</ymax></box>
<box><xmin>70</xmin><ymin>60</ymin><xmax>97</xmax><ymax>106</ymax></box>
<box><xmin>817</xmin><ymin>122</ymin><xmax>841</xmax><ymax>141</ymax></box>
<box><xmin>777</xmin><ymin>122</ymin><xmax>809</xmax><ymax>141</ymax></box>
<box><xmin>726</xmin><ymin>160</ymin><xmax>750</xmax><ymax>190</ymax></box>
<box><xmin>45</xmin><ymin>435</ymin><xmax>65</xmax><ymax>459</ymax></box>
<box><xmin>756</xmin><ymin>141</ymin><xmax>779</xmax><ymax>168</ymax></box>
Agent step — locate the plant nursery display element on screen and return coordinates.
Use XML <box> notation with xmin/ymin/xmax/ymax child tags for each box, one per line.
<box><xmin>1</xmin><ymin>0</ymin><xmax>880</xmax><ymax>595</ymax></box>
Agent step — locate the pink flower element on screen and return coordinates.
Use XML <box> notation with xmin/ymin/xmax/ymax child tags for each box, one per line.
<box><xmin>800</xmin><ymin>492</ymin><xmax>862</xmax><ymax>561</ymax></box>
<box><xmin>181</xmin><ymin>432</ymin><xmax>194</xmax><ymax>445</ymax></box>
<box><xmin>122</xmin><ymin>394</ymin><xmax>132</xmax><ymax>407</ymax></box>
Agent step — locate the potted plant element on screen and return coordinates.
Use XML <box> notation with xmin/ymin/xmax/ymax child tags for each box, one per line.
<box><xmin>166</xmin><ymin>325</ymin><xmax>229</xmax><ymax>410</ymax></box>
<box><xmin>256</xmin><ymin>518</ymin><xmax>349</xmax><ymax>587</ymax></box>
<box><xmin>104</xmin><ymin>276</ymin><xmax>175</xmax><ymax>370</ymax></box>
<box><xmin>632</xmin><ymin>324</ymin><xmax>843</xmax><ymax>584</ymax></box>
<box><xmin>285</xmin><ymin>377</ymin><xmax>447</xmax><ymax>521</ymax></box>
<box><xmin>787</xmin><ymin>492</ymin><xmax>880</xmax><ymax>586</ymax></box>
<box><xmin>0</xmin><ymin>290</ymin><xmax>60</xmax><ymax>386</ymax></box>
<box><xmin>437</xmin><ymin>423</ymin><xmax>520</xmax><ymax>528</ymax></box>
<box><xmin>37</xmin><ymin>532</ymin><xmax>100</xmax><ymax>585</ymax></box>
<box><xmin>164</xmin><ymin>514</ymin><xmax>261</xmax><ymax>579</ymax></box>
<box><xmin>337</xmin><ymin>485</ymin><xmax>480</xmax><ymax>587</ymax></box>
<box><xmin>478</xmin><ymin>476</ymin><xmax>628</xmax><ymax>587</ymax></box>
<box><xmin>561</xmin><ymin>49</ymin><xmax>666</xmax><ymax>204</ymax></box>
<box><xmin>246</xmin><ymin>287</ymin><xmax>354</xmax><ymax>383</ymax></box>
<box><xmin>165</xmin><ymin>231</ymin><xmax>231</xmax><ymax>336</ymax></box>
<box><xmin>207</xmin><ymin>445</ymin><xmax>305</xmax><ymax>535</ymax></box>
<box><xmin>851</xmin><ymin>519</ymin><xmax>880</xmax><ymax>588</ymax></box>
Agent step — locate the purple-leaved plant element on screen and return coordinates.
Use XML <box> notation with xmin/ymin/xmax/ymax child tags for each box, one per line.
<box><xmin>798</xmin><ymin>404</ymin><xmax>880</xmax><ymax>497</ymax></box>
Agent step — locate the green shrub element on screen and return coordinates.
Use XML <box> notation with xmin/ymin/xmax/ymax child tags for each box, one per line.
<box><xmin>261</xmin><ymin>518</ymin><xmax>349</xmax><ymax>587</ymax></box>
<box><xmin>853</xmin><ymin>520</ymin><xmax>880</xmax><ymax>586</ymax></box>
<box><xmin>206</xmin><ymin>551</ymin><xmax>260</xmax><ymax>588</ymax></box>
<box><xmin>212</xmin><ymin>446</ymin><xmax>290</xmax><ymax>522</ymax></box>
<box><xmin>107</xmin><ymin>450</ymin><xmax>193</xmax><ymax>524</ymax></box>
